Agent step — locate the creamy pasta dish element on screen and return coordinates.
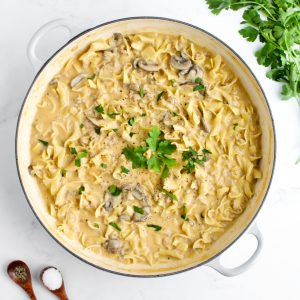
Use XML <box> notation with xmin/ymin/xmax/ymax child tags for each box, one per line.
<box><xmin>30</xmin><ymin>32</ymin><xmax>262</xmax><ymax>265</ymax></box>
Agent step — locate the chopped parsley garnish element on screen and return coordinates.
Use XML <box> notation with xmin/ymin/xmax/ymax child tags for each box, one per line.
<box><xmin>181</xmin><ymin>147</ymin><xmax>211</xmax><ymax>174</ymax></box>
<box><xmin>195</xmin><ymin>77</ymin><xmax>202</xmax><ymax>84</ymax></box>
<box><xmin>94</xmin><ymin>223</ymin><xmax>100</xmax><ymax>228</ymax></box>
<box><xmin>157</xmin><ymin>91</ymin><xmax>165</xmax><ymax>101</ymax></box>
<box><xmin>77</xmin><ymin>150</ymin><xmax>88</xmax><ymax>159</ymax></box>
<box><xmin>128</xmin><ymin>117</ymin><xmax>136</xmax><ymax>126</ymax></box>
<box><xmin>129</xmin><ymin>132</ymin><xmax>135</xmax><ymax>137</ymax></box>
<box><xmin>95</xmin><ymin>127</ymin><xmax>101</xmax><ymax>135</ymax></box>
<box><xmin>141</xmin><ymin>113</ymin><xmax>146</xmax><ymax>117</ymax></box>
<box><xmin>74</xmin><ymin>150</ymin><xmax>88</xmax><ymax>167</ymax></box>
<box><xmin>233</xmin><ymin>123</ymin><xmax>238</xmax><ymax>130</ymax></box>
<box><xmin>112</xmin><ymin>128</ymin><xmax>118</xmax><ymax>132</ymax></box>
<box><xmin>139</xmin><ymin>86</ymin><xmax>145</xmax><ymax>98</ymax></box>
<box><xmin>61</xmin><ymin>169</ymin><xmax>66</xmax><ymax>177</ymax></box>
<box><xmin>109</xmin><ymin>222</ymin><xmax>121</xmax><ymax>231</ymax></box>
<box><xmin>38</xmin><ymin>139</ymin><xmax>48</xmax><ymax>146</ymax></box>
<box><xmin>75</xmin><ymin>159</ymin><xmax>81</xmax><ymax>167</ymax></box>
<box><xmin>193</xmin><ymin>77</ymin><xmax>205</xmax><ymax>92</ymax></box>
<box><xmin>100</xmin><ymin>163</ymin><xmax>107</xmax><ymax>168</ymax></box>
<box><xmin>123</xmin><ymin>126</ymin><xmax>177</xmax><ymax>178</ymax></box>
<box><xmin>147</xmin><ymin>224</ymin><xmax>162</xmax><ymax>231</ymax></box>
<box><xmin>121</xmin><ymin>166</ymin><xmax>129</xmax><ymax>174</ymax></box>
<box><xmin>107</xmin><ymin>112</ymin><xmax>120</xmax><ymax>119</ymax></box>
<box><xmin>181</xmin><ymin>204</ymin><xmax>189</xmax><ymax>221</ymax></box>
<box><xmin>95</xmin><ymin>104</ymin><xmax>104</xmax><ymax>114</ymax></box>
<box><xmin>162</xmin><ymin>189</ymin><xmax>178</xmax><ymax>201</ymax></box>
<box><xmin>108</xmin><ymin>184</ymin><xmax>122</xmax><ymax>196</ymax></box>
<box><xmin>78</xmin><ymin>185</ymin><xmax>85</xmax><ymax>195</ymax></box>
<box><xmin>80</xmin><ymin>123</ymin><xmax>84</xmax><ymax>128</ymax></box>
<box><xmin>88</xmin><ymin>74</ymin><xmax>96</xmax><ymax>80</ymax></box>
<box><xmin>70</xmin><ymin>147</ymin><xmax>77</xmax><ymax>155</ymax></box>
<box><xmin>170</xmin><ymin>79</ymin><xmax>176</xmax><ymax>87</ymax></box>
<box><xmin>133</xmin><ymin>206</ymin><xmax>144</xmax><ymax>214</ymax></box>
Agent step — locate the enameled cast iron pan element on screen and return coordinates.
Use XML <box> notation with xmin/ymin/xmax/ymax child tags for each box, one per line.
<box><xmin>16</xmin><ymin>17</ymin><xmax>275</xmax><ymax>277</ymax></box>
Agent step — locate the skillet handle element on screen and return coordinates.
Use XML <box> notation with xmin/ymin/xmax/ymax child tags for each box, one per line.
<box><xmin>206</xmin><ymin>223</ymin><xmax>263</xmax><ymax>277</ymax></box>
<box><xmin>27</xmin><ymin>19</ymin><xmax>75</xmax><ymax>73</ymax></box>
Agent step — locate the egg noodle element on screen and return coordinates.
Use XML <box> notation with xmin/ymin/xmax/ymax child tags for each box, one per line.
<box><xmin>30</xmin><ymin>32</ymin><xmax>261</xmax><ymax>265</ymax></box>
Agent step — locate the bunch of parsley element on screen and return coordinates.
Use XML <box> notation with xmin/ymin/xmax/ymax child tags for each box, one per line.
<box><xmin>122</xmin><ymin>126</ymin><xmax>177</xmax><ymax>178</ymax></box>
<box><xmin>205</xmin><ymin>0</ymin><xmax>300</xmax><ymax>104</ymax></box>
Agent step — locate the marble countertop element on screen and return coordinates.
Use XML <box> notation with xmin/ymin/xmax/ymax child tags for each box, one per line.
<box><xmin>1</xmin><ymin>0</ymin><xmax>300</xmax><ymax>299</ymax></box>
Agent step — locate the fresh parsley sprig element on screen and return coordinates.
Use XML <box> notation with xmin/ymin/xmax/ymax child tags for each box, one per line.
<box><xmin>122</xmin><ymin>126</ymin><xmax>177</xmax><ymax>179</ymax></box>
<box><xmin>205</xmin><ymin>0</ymin><xmax>300</xmax><ymax>104</ymax></box>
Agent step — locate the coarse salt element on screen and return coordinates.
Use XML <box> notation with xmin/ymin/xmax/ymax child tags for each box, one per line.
<box><xmin>42</xmin><ymin>267</ymin><xmax>63</xmax><ymax>291</ymax></box>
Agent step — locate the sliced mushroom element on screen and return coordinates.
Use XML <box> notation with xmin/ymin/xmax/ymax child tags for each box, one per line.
<box><xmin>84</xmin><ymin>109</ymin><xmax>103</xmax><ymax>127</ymax></box>
<box><xmin>133</xmin><ymin>205</ymin><xmax>151</xmax><ymax>222</ymax></box>
<box><xmin>105</xmin><ymin>33</ymin><xmax>123</xmax><ymax>51</ymax></box>
<box><xmin>179</xmin><ymin>65</ymin><xmax>204</xmax><ymax>85</ymax></box>
<box><xmin>112</xmin><ymin>33</ymin><xmax>123</xmax><ymax>47</ymax></box>
<box><xmin>103</xmin><ymin>191</ymin><xmax>122</xmax><ymax>211</ymax></box>
<box><xmin>133</xmin><ymin>58</ymin><xmax>160</xmax><ymax>72</ymax></box>
<box><xmin>170</xmin><ymin>52</ymin><xmax>192</xmax><ymax>71</ymax></box>
<box><xmin>70</xmin><ymin>74</ymin><xmax>86</xmax><ymax>88</ymax></box>
<box><xmin>105</xmin><ymin>237</ymin><xmax>122</xmax><ymax>254</ymax></box>
<box><xmin>131</xmin><ymin>184</ymin><xmax>149</xmax><ymax>205</ymax></box>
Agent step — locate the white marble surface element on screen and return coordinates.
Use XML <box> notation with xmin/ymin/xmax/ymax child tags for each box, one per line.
<box><xmin>1</xmin><ymin>0</ymin><xmax>300</xmax><ymax>299</ymax></box>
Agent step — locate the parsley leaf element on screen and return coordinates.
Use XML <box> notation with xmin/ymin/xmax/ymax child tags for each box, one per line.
<box><xmin>193</xmin><ymin>77</ymin><xmax>205</xmax><ymax>92</ymax></box>
<box><xmin>181</xmin><ymin>204</ymin><xmax>189</xmax><ymax>221</ymax></box>
<box><xmin>133</xmin><ymin>206</ymin><xmax>144</xmax><ymax>214</ymax></box>
<box><xmin>121</xmin><ymin>166</ymin><xmax>129</xmax><ymax>174</ymax></box>
<box><xmin>61</xmin><ymin>169</ymin><xmax>66</xmax><ymax>177</ymax></box>
<box><xmin>74</xmin><ymin>150</ymin><xmax>88</xmax><ymax>167</ymax></box>
<box><xmin>157</xmin><ymin>91</ymin><xmax>165</xmax><ymax>101</ymax></box>
<box><xmin>147</xmin><ymin>156</ymin><xmax>163</xmax><ymax>173</ymax></box>
<box><xmin>128</xmin><ymin>117</ymin><xmax>136</xmax><ymax>126</ymax></box>
<box><xmin>157</xmin><ymin>140</ymin><xmax>176</xmax><ymax>155</ymax></box>
<box><xmin>78</xmin><ymin>185</ymin><xmax>85</xmax><ymax>195</ymax></box>
<box><xmin>100</xmin><ymin>163</ymin><xmax>107</xmax><ymax>168</ymax></box>
<box><xmin>88</xmin><ymin>74</ymin><xmax>96</xmax><ymax>80</ymax></box>
<box><xmin>95</xmin><ymin>105</ymin><xmax>104</xmax><ymax>114</ymax></box>
<box><xmin>147</xmin><ymin>224</ymin><xmax>162</xmax><ymax>231</ymax></box>
<box><xmin>38</xmin><ymin>139</ymin><xmax>48</xmax><ymax>146</ymax></box>
<box><xmin>122</xmin><ymin>146</ymin><xmax>148</xmax><ymax>169</ymax></box>
<box><xmin>95</xmin><ymin>127</ymin><xmax>101</xmax><ymax>135</ymax></box>
<box><xmin>182</xmin><ymin>147</ymin><xmax>211</xmax><ymax>173</ymax></box>
<box><xmin>233</xmin><ymin>123</ymin><xmax>238</xmax><ymax>130</ymax></box>
<box><xmin>107</xmin><ymin>112</ymin><xmax>120</xmax><ymax>119</ymax></box>
<box><xmin>108</xmin><ymin>185</ymin><xmax>122</xmax><ymax>196</ymax></box>
<box><xmin>162</xmin><ymin>189</ymin><xmax>178</xmax><ymax>201</ymax></box>
<box><xmin>146</xmin><ymin>125</ymin><xmax>160</xmax><ymax>152</ymax></box>
<box><xmin>139</xmin><ymin>86</ymin><xmax>145</xmax><ymax>98</ymax></box>
<box><xmin>77</xmin><ymin>150</ymin><xmax>88</xmax><ymax>159</ymax></box>
<box><xmin>109</xmin><ymin>222</ymin><xmax>121</xmax><ymax>231</ymax></box>
<box><xmin>70</xmin><ymin>147</ymin><xmax>77</xmax><ymax>155</ymax></box>
<box><xmin>94</xmin><ymin>223</ymin><xmax>100</xmax><ymax>228</ymax></box>
<box><xmin>75</xmin><ymin>159</ymin><xmax>81</xmax><ymax>167</ymax></box>
<box><xmin>239</xmin><ymin>26</ymin><xmax>259</xmax><ymax>42</ymax></box>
